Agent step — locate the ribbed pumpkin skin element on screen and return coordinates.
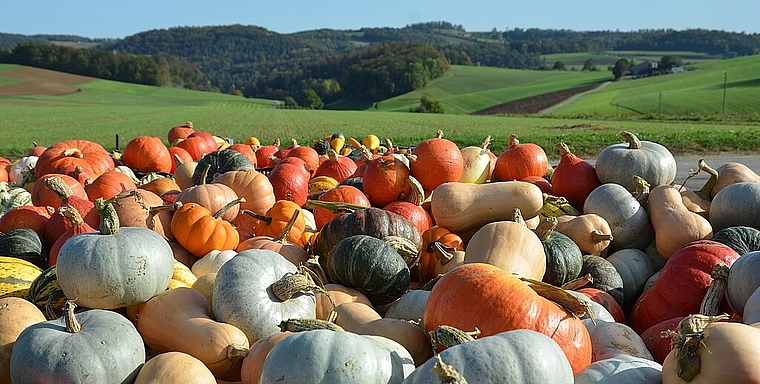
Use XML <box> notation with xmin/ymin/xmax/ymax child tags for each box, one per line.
<box><xmin>326</xmin><ymin>235</ymin><xmax>411</xmax><ymax>306</ymax></box>
<box><xmin>212</xmin><ymin>249</ymin><xmax>316</xmax><ymax>344</ymax></box>
<box><xmin>541</xmin><ymin>230</ymin><xmax>583</xmax><ymax>287</ymax></box>
<box><xmin>0</xmin><ymin>182</ymin><xmax>32</xmax><ymax>216</ymax></box>
<box><xmin>404</xmin><ymin>329</ymin><xmax>574</xmax><ymax>384</ymax></box>
<box><xmin>424</xmin><ymin>263</ymin><xmax>591</xmax><ymax>374</ymax></box>
<box><xmin>192</xmin><ymin>149</ymin><xmax>255</xmax><ymax>185</ymax></box>
<box><xmin>594</xmin><ymin>132</ymin><xmax>677</xmax><ymax>192</ymax></box>
<box><xmin>711</xmin><ymin>226</ymin><xmax>760</xmax><ymax>255</ymax></box>
<box><xmin>313</xmin><ymin>208</ymin><xmax>422</xmax><ymax>259</ymax></box>
<box><xmin>34</xmin><ymin>139</ymin><xmax>114</xmax><ymax>179</ymax></box>
<box><xmin>0</xmin><ymin>256</ymin><xmax>43</xmax><ymax>300</ymax></box>
<box><xmin>56</xmin><ymin>227</ymin><xmax>175</xmax><ymax>309</ymax></box>
<box><xmin>0</xmin><ymin>228</ymin><xmax>46</xmax><ymax>270</ymax></box>
<box><xmin>259</xmin><ymin>330</ymin><xmax>415</xmax><ymax>384</ymax></box>
<box><xmin>10</xmin><ymin>309</ymin><xmax>145</xmax><ymax>384</ymax></box>
<box><xmin>213</xmin><ymin>169</ymin><xmax>276</xmax><ymax>222</ymax></box>
<box><xmin>171</xmin><ymin>203</ymin><xmax>240</xmax><ymax>257</ymax></box>
<box><xmin>629</xmin><ymin>240</ymin><xmax>740</xmax><ymax>334</ymax></box>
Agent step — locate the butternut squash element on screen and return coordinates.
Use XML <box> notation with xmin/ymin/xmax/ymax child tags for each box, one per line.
<box><xmin>464</xmin><ymin>212</ymin><xmax>546</xmax><ymax>280</ymax></box>
<box><xmin>331</xmin><ymin>302</ymin><xmax>433</xmax><ymax>366</ymax></box>
<box><xmin>648</xmin><ymin>185</ymin><xmax>713</xmax><ymax>258</ymax></box>
<box><xmin>710</xmin><ymin>160</ymin><xmax>760</xmax><ymax>199</ymax></box>
<box><xmin>675</xmin><ymin>158</ymin><xmax>716</xmax><ymax>218</ymax></box>
<box><xmin>134</xmin><ymin>351</ymin><xmax>216</xmax><ymax>384</ymax></box>
<box><xmin>314</xmin><ymin>283</ymin><xmax>373</xmax><ymax>320</ymax></box>
<box><xmin>136</xmin><ymin>287</ymin><xmax>250</xmax><ymax>381</ymax></box>
<box><xmin>430</xmin><ymin>181</ymin><xmax>543</xmax><ymax>234</ymax></box>
<box><xmin>555</xmin><ymin>214</ymin><xmax>614</xmax><ymax>256</ymax></box>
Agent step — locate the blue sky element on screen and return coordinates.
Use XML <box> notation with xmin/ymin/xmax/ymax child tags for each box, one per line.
<box><xmin>2</xmin><ymin>0</ymin><xmax>758</xmax><ymax>39</ymax></box>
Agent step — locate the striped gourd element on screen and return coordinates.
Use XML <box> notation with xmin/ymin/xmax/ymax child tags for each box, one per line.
<box><xmin>0</xmin><ymin>256</ymin><xmax>43</xmax><ymax>300</ymax></box>
<box><xmin>28</xmin><ymin>265</ymin><xmax>67</xmax><ymax>315</ymax></box>
<box><xmin>540</xmin><ymin>194</ymin><xmax>580</xmax><ymax>220</ymax></box>
<box><xmin>0</xmin><ymin>181</ymin><xmax>32</xmax><ymax>217</ymax></box>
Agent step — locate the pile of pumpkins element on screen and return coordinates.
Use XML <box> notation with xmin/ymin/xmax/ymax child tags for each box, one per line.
<box><xmin>1</xmin><ymin>120</ymin><xmax>760</xmax><ymax>383</ymax></box>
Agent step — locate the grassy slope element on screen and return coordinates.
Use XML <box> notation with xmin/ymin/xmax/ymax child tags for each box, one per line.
<box><xmin>548</xmin><ymin>55</ymin><xmax>760</xmax><ymax>116</ymax></box>
<box><xmin>377</xmin><ymin>65</ymin><xmax>611</xmax><ymax>114</ymax></box>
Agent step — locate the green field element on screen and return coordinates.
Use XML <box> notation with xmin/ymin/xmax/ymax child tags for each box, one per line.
<box><xmin>377</xmin><ymin>65</ymin><xmax>611</xmax><ymax>114</ymax></box>
<box><xmin>548</xmin><ymin>55</ymin><xmax>760</xmax><ymax>116</ymax></box>
<box><xmin>1</xmin><ymin>63</ymin><xmax>758</xmax><ymax>161</ymax></box>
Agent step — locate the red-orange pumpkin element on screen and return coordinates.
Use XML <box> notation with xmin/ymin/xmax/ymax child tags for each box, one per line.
<box><xmin>410</xmin><ymin>131</ymin><xmax>463</xmax><ymax>191</ymax></box>
<box><xmin>424</xmin><ymin>263</ymin><xmax>592</xmax><ymax>374</ymax></box>
<box><xmin>362</xmin><ymin>155</ymin><xmax>412</xmax><ymax>207</ymax></box>
<box><xmin>167</xmin><ymin>121</ymin><xmax>195</xmax><ymax>144</ymax></box>
<box><xmin>268</xmin><ymin>162</ymin><xmax>310</xmax><ymax>207</ymax></box>
<box><xmin>0</xmin><ymin>205</ymin><xmax>54</xmax><ymax>240</ymax></box>
<box><xmin>34</xmin><ymin>139</ymin><xmax>114</xmax><ymax>179</ymax></box>
<box><xmin>255</xmin><ymin>139</ymin><xmax>280</xmax><ymax>168</ymax></box>
<box><xmin>122</xmin><ymin>136</ymin><xmax>172</xmax><ymax>173</ymax></box>
<box><xmin>313</xmin><ymin>185</ymin><xmax>370</xmax><ymax>230</ymax></box>
<box><xmin>84</xmin><ymin>171</ymin><xmax>137</xmax><ymax>202</ymax></box>
<box><xmin>493</xmin><ymin>134</ymin><xmax>548</xmax><ymax>181</ymax></box>
<box><xmin>167</xmin><ymin>146</ymin><xmax>193</xmax><ymax>174</ymax></box>
<box><xmin>313</xmin><ymin>150</ymin><xmax>357</xmax><ymax>183</ymax></box>
<box><xmin>177</xmin><ymin>135</ymin><xmax>213</xmax><ymax>161</ymax></box>
<box><xmin>382</xmin><ymin>201</ymin><xmax>432</xmax><ymax>236</ymax></box>
<box><xmin>551</xmin><ymin>142</ymin><xmax>600</xmax><ymax>211</ymax></box>
<box><xmin>32</xmin><ymin>173</ymin><xmax>88</xmax><ymax>209</ymax></box>
<box><xmin>286</xmin><ymin>145</ymin><xmax>320</xmax><ymax>177</ymax></box>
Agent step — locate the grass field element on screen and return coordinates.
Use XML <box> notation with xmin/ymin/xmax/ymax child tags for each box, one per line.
<box><xmin>1</xmin><ymin>63</ymin><xmax>758</xmax><ymax>161</ymax></box>
<box><xmin>377</xmin><ymin>65</ymin><xmax>611</xmax><ymax>114</ymax></box>
<box><xmin>548</xmin><ymin>55</ymin><xmax>760</xmax><ymax>116</ymax></box>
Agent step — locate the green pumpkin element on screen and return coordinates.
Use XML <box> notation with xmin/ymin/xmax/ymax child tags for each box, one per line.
<box><xmin>27</xmin><ymin>265</ymin><xmax>67</xmax><ymax>316</ymax></box>
<box><xmin>0</xmin><ymin>227</ymin><xmax>46</xmax><ymax>269</ymax></box>
<box><xmin>535</xmin><ymin>219</ymin><xmax>583</xmax><ymax>286</ymax></box>
<box><xmin>580</xmin><ymin>255</ymin><xmax>625</xmax><ymax>306</ymax></box>
<box><xmin>55</xmin><ymin>197</ymin><xmax>174</xmax><ymax>309</ymax></box>
<box><xmin>311</xmin><ymin>139</ymin><xmax>331</xmax><ymax>156</ymax></box>
<box><xmin>212</xmin><ymin>249</ymin><xmax>316</xmax><ymax>344</ymax></box>
<box><xmin>313</xmin><ymin>207</ymin><xmax>421</xmax><ymax>260</ymax></box>
<box><xmin>259</xmin><ymin>330</ymin><xmax>414</xmax><ymax>384</ymax></box>
<box><xmin>10</xmin><ymin>304</ymin><xmax>144</xmax><ymax>384</ymax></box>
<box><xmin>403</xmin><ymin>329</ymin><xmax>573</xmax><ymax>383</ymax></box>
<box><xmin>192</xmin><ymin>149</ymin><xmax>255</xmax><ymax>184</ymax></box>
<box><xmin>711</xmin><ymin>226</ymin><xmax>760</xmax><ymax>256</ymax></box>
<box><xmin>0</xmin><ymin>181</ymin><xmax>32</xmax><ymax>217</ymax></box>
<box><xmin>327</xmin><ymin>234</ymin><xmax>411</xmax><ymax>306</ymax></box>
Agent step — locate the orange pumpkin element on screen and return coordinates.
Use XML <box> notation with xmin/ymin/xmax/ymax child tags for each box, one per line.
<box><xmin>493</xmin><ymin>134</ymin><xmax>549</xmax><ymax>181</ymax></box>
<box><xmin>410</xmin><ymin>131</ymin><xmax>463</xmax><ymax>191</ymax></box>
<box><xmin>175</xmin><ymin>165</ymin><xmax>240</xmax><ymax>222</ymax></box>
<box><xmin>34</xmin><ymin>139</ymin><xmax>114</xmax><ymax>179</ymax></box>
<box><xmin>84</xmin><ymin>170</ymin><xmax>137</xmax><ymax>202</ymax></box>
<box><xmin>313</xmin><ymin>185</ymin><xmax>370</xmax><ymax>230</ymax></box>
<box><xmin>167</xmin><ymin>146</ymin><xmax>193</xmax><ymax>174</ymax></box>
<box><xmin>213</xmin><ymin>169</ymin><xmax>276</xmax><ymax>232</ymax></box>
<box><xmin>362</xmin><ymin>155</ymin><xmax>412</xmax><ymax>207</ymax></box>
<box><xmin>424</xmin><ymin>263</ymin><xmax>592</xmax><ymax>374</ymax></box>
<box><xmin>252</xmin><ymin>200</ymin><xmax>306</xmax><ymax>245</ymax></box>
<box><xmin>171</xmin><ymin>201</ymin><xmax>241</xmax><ymax>257</ymax></box>
<box><xmin>255</xmin><ymin>138</ymin><xmax>280</xmax><ymax>168</ymax></box>
<box><xmin>417</xmin><ymin>226</ymin><xmax>464</xmax><ymax>283</ymax></box>
<box><xmin>382</xmin><ymin>201</ymin><xmax>432</xmax><ymax>236</ymax></box>
<box><xmin>122</xmin><ymin>136</ymin><xmax>172</xmax><ymax>173</ymax></box>
<box><xmin>167</xmin><ymin>121</ymin><xmax>195</xmax><ymax>144</ymax></box>
<box><xmin>313</xmin><ymin>150</ymin><xmax>357</xmax><ymax>183</ymax></box>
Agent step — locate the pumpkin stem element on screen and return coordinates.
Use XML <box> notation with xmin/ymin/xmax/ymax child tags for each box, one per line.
<box><xmin>148</xmin><ymin>201</ymin><xmax>183</xmax><ymax>214</ymax></box>
<box><xmin>620</xmin><ymin>131</ymin><xmax>642</xmax><ymax>149</ymax></box>
<box><xmin>360</xmin><ymin>146</ymin><xmax>373</xmax><ymax>164</ymax></box>
<box><xmin>590</xmin><ymin>231</ymin><xmax>614</xmax><ymax>243</ymax></box>
<box><xmin>699</xmin><ymin>263</ymin><xmax>730</xmax><ymax>316</ymax></box>
<box><xmin>694</xmin><ymin>158</ymin><xmax>718</xmax><ymax>200</ymax></box>
<box><xmin>480</xmin><ymin>135</ymin><xmax>492</xmax><ymax>150</ymax></box>
<box><xmin>561</xmin><ymin>273</ymin><xmax>594</xmax><ymax>290</ymax></box>
<box><xmin>326</xmin><ymin>149</ymin><xmax>339</xmax><ymax>162</ymax></box>
<box><xmin>435</xmin><ymin>130</ymin><xmax>444</xmax><ymax>139</ymax></box>
<box><xmin>212</xmin><ymin>197</ymin><xmax>245</xmax><ymax>219</ymax></box>
<box><xmin>44</xmin><ymin>176</ymin><xmax>74</xmax><ymax>200</ymax></box>
<box><xmin>272</xmin><ymin>138</ymin><xmax>281</xmax><ymax>148</ymax></box>
<box><xmin>432</xmin><ymin>354</ymin><xmax>468</xmax><ymax>384</ymax></box>
<box><xmin>172</xmin><ymin>153</ymin><xmax>186</xmax><ymax>166</ymax></box>
<box><xmin>633</xmin><ymin>175</ymin><xmax>650</xmax><ymax>203</ymax></box>
<box><xmin>303</xmin><ymin>257</ymin><xmax>330</xmax><ymax>295</ymax></box>
<box><xmin>385</xmin><ymin>138</ymin><xmax>395</xmax><ymax>153</ymax></box>
<box><xmin>664</xmin><ymin>313</ymin><xmax>729</xmax><ymax>382</ymax></box>
<box><xmin>226</xmin><ymin>344</ymin><xmax>249</xmax><ymax>361</ymax></box>
<box><xmin>429</xmin><ymin>241</ymin><xmax>457</xmax><ymax>265</ymax></box>
<box><xmin>240</xmin><ymin>209</ymin><xmax>271</xmax><ymax>225</ymax></box>
<box><xmin>58</xmin><ymin>205</ymin><xmax>84</xmax><ymax>228</ymax></box>
<box><xmin>63</xmin><ymin>300</ymin><xmax>82</xmax><ymax>333</ymax></box>
<box><xmin>534</xmin><ymin>217</ymin><xmax>559</xmax><ymax>241</ymax></box>
<box><xmin>185</xmin><ymin>120</ymin><xmax>194</xmax><ymax>128</ymax></box>
<box><xmin>555</xmin><ymin>142</ymin><xmax>572</xmax><ymax>156</ymax></box>
<box><xmin>278</xmin><ymin>318</ymin><xmax>344</xmax><ymax>332</ymax></box>
<box><xmin>271</xmin><ymin>267</ymin><xmax>328</xmax><ymax>302</ymax></box>
<box><xmin>306</xmin><ymin>200</ymin><xmax>367</xmax><ymax>214</ymax></box>
<box><xmin>405</xmin><ymin>175</ymin><xmax>425</xmax><ymax>206</ymax></box>
<box><xmin>60</xmin><ymin>148</ymin><xmax>84</xmax><ymax>159</ymax></box>
<box><xmin>507</xmin><ymin>133</ymin><xmax>520</xmax><ymax>148</ymax></box>
<box><xmin>94</xmin><ymin>196</ymin><xmax>123</xmax><ymax>235</ymax></box>
<box><xmin>511</xmin><ymin>208</ymin><xmax>526</xmax><ymax>227</ymax></box>
<box><xmin>267</xmin><ymin>154</ymin><xmax>281</xmax><ymax>164</ymax></box>
<box><xmin>272</xmin><ymin>209</ymin><xmax>300</xmax><ymax>243</ymax></box>
<box><xmin>429</xmin><ymin>325</ymin><xmax>480</xmax><ymax>350</ymax></box>
<box><xmin>519</xmin><ymin>276</ymin><xmax>596</xmax><ymax>325</ymax></box>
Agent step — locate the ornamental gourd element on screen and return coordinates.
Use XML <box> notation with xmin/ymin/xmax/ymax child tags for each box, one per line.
<box><xmin>594</xmin><ymin>131</ymin><xmax>677</xmax><ymax>192</ymax></box>
<box><xmin>56</xmin><ymin>197</ymin><xmax>175</xmax><ymax>309</ymax></box>
<box><xmin>10</xmin><ymin>302</ymin><xmax>145</xmax><ymax>384</ymax></box>
<box><xmin>0</xmin><ymin>181</ymin><xmax>32</xmax><ymax>217</ymax></box>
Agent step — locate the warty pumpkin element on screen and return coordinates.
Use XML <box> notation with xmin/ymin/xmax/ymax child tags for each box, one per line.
<box><xmin>136</xmin><ymin>287</ymin><xmax>250</xmax><ymax>381</ymax></box>
<box><xmin>423</xmin><ymin>263</ymin><xmax>592</xmax><ymax>374</ymax></box>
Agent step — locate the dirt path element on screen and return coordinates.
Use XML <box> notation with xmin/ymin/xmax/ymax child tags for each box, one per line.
<box><xmin>0</xmin><ymin>67</ymin><xmax>95</xmax><ymax>96</ymax></box>
<box><xmin>539</xmin><ymin>81</ymin><xmax>612</xmax><ymax>115</ymax></box>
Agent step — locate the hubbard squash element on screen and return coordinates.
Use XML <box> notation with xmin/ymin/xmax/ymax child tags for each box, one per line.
<box><xmin>648</xmin><ymin>184</ymin><xmax>713</xmax><ymax>258</ymax></box>
<box><xmin>137</xmin><ymin>287</ymin><xmax>250</xmax><ymax>381</ymax></box>
<box><xmin>430</xmin><ymin>180</ymin><xmax>543</xmax><ymax>235</ymax></box>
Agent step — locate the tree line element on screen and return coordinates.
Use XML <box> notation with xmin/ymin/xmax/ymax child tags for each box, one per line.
<box><xmin>0</xmin><ymin>42</ymin><xmax>211</xmax><ymax>90</ymax></box>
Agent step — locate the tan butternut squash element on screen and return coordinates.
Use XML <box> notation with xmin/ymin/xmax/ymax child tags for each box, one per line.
<box><xmin>239</xmin><ymin>332</ymin><xmax>293</xmax><ymax>384</ymax></box>
<box><xmin>136</xmin><ymin>287</ymin><xmax>249</xmax><ymax>381</ymax></box>
<box><xmin>710</xmin><ymin>160</ymin><xmax>760</xmax><ymax>199</ymax></box>
<box><xmin>648</xmin><ymin>185</ymin><xmax>713</xmax><ymax>258</ymax></box>
<box><xmin>464</xmin><ymin>210</ymin><xmax>546</xmax><ymax>280</ymax></box>
<box><xmin>314</xmin><ymin>283</ymin><xmax>373</xmax><ymax>320</ymax></box>
<box><xmin>191</xmin><ymin>272</ymin><xmax>216</xmax><ymax>304</ymax></box>
<box><xmin>555</xmin><ymin>214</ymin><xmax>614</xmax><ymax>256</ymax></box>
<box><xmin>331</xmin><ymin>301</ymin><xmax>433</xmax><ymax>366</ymax></box>
<box><xmin>430</xmin><ymin>181</ymin><xmax>543</xmax><ymax>234</ymax></box>
<box><xmin>134</xmin><ymin>351</ymin><xmax>216</xmax><ymax>384</ymax></box>
<box><xmin>675</xmin><ymin>158</ymin><xmax>716</xmax><ymax>218</ymax></box>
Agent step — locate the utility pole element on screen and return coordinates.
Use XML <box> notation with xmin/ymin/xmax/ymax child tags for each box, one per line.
<box><xmin>722</xmin><ymin>72</ymin><xmax>728</xmax><ymax>115</ymax></box>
